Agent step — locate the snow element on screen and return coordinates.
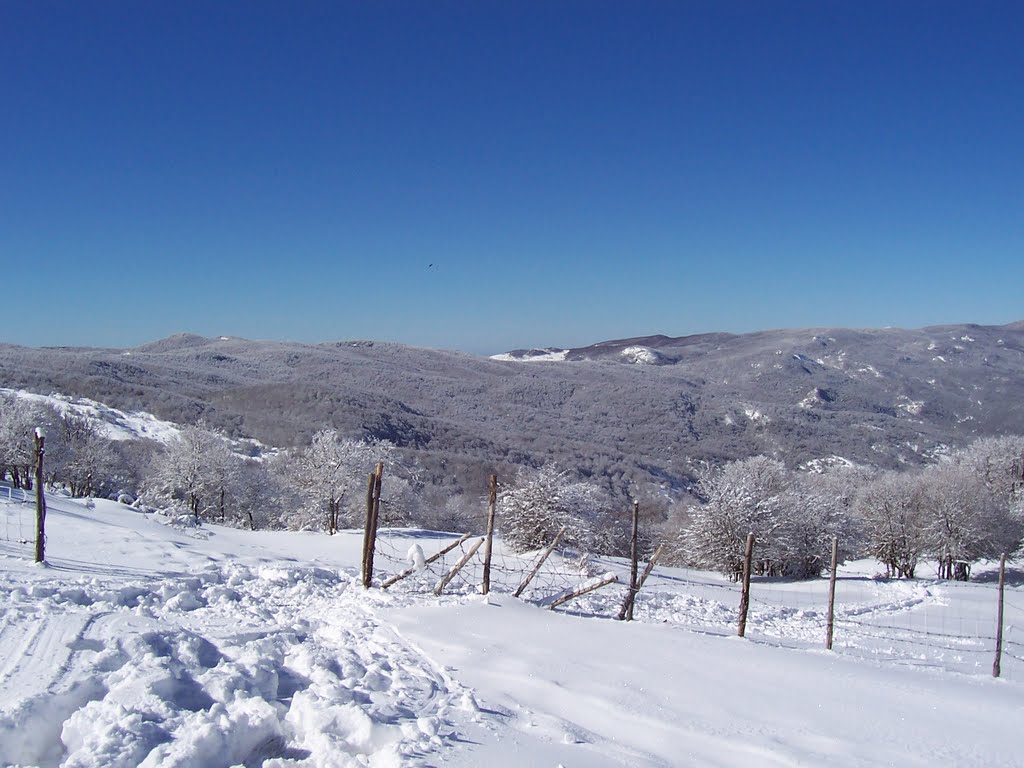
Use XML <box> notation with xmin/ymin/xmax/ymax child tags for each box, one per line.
<box><xmin>1</xmin><ymin>388</ymin><xmax>182</xmax><ymax>445</ymax></box>
<box><xmin>743</xmin><ymin>406</ymin><xmax>769</xmax><ymax>424</ymax></box>
<box><xmin>896</xmin><ymin>397</ymin><xmax>925</xmax><ymax>416</ymax></box>
<box><xmin>1</xmin><ymin>490</ymin><xmax>1021</xmax><ymax>767</ymax></box>
<box><xmin>618</xmin><ymin>346</ymin><xmax>667</xmax><ymax>365</ymax></box>
<box><xmin>490</xmin><ymin>349</ymin><xmax>569</xmax><ymax>362</ymax></box>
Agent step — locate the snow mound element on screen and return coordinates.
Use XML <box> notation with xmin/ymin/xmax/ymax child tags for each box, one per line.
<box><xmin>619</xmin><ymin>346</ymin><xmax>668</xmax><ymax>365</ymax></box>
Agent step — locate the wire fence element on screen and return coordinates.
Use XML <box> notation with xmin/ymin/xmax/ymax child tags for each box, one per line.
<box><xmin>628</xmin><ymin>564</ymin><xmax>1023</xmax><ymax>681</ymax></box>
<box><xmin>372</xmin><ymin>527</ymin><xmax>606</xmax><ymax>604</ymax></box>
<box><xmin>0</xmin><ymin>481</ymin><xmax>35</xmax><ymax>553</ymax></box>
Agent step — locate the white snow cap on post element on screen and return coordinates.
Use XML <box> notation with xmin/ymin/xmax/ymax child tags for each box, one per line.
<box><xmin>34</xmin><ymin>427</ymin><xmax>47</xmax><ymax>440</ymax></box>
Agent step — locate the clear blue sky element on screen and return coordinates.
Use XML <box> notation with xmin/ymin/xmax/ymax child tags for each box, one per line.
<box><xmin>2</xmin><ymin>1</ymin><xmax>1022</xmax><ymax>354</ymax></box>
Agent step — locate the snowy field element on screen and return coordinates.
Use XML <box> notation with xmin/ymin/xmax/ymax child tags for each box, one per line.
<box><xmin>1</xmin><ymin>489</ymin><xmax>1021</xmax><ymax>768</ymax></box>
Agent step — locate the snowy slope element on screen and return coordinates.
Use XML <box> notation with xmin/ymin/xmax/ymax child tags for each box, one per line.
<box><xmin>1</xmin><ymin>492</ymin><xmax>1021</xmax><ymax>767</ymax></box>
<box><xmin>1</xmin><ymin>388</ymin><xmax>182</xmax><ymax>444</ymax></box>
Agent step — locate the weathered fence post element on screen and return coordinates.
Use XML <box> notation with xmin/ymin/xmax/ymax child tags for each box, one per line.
<box><xmin>435</xmin><ymin>537</ymin><xmax>484</xmax><ymax>596</ymax></box>
<box><xmin>737</xmin><ymin>532</ymin><xmax>754</xmax><ymax>638</ymax></box>
<box><xmin>482</xmin><ymin>474</ymin><xmax>497</xmax><ymax>594</ymax></box>
<box><xmin>993</xmin><ymin>552</ymin><xmax>1006</xmax><ymax>678</ymax></box>
<box><xmin>34</xmin><ymin>428</ymin><xmax>46</xmax><ymax>564</ymax></box>
<box><xmin>617</xmin><ymin>501</ymin><xmax>641</xmax><ymax>621</ymax></box>
<box><xmin>514</xmin><ymin>526</ymin><xmax>566</xmax><ymax>598</ymax></box>
<box><xmin>366</xmin><ymin>462</ymin><xmax>384</xmax><ymax>585</ymax></box>
<box><xmin>361</xmin><ymin>472</ymin><xmax>376</xmax><ymax>586</ymax></box>
<box><xmin>825</xmin><ymin>537</ymin><xmax>839</xmax><ymax>650</ymax></box>
<box><xmin>361</xmin><ymin>464</ymin><xmax>384</xmax><ymax>588</ymax></box>
<box><xmin>549</xmin><ymin>573</ymin><xmax>619</xmax><ymax>611</ymax></box>
<box><xmin>637</xmin><ymin>543</ymin><xmax>665</xmax><ymax>591</ymax></box>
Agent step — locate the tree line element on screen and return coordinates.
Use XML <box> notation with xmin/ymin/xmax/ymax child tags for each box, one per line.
<box><xmin>2</xmin><ymin>392</ymin><xmax>1021</xmax><ymax>580</ymax></box>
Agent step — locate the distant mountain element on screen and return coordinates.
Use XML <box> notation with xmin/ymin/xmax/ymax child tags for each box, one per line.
<box><xmin>1</xmin><ymin>322</ymin><xmax>1022</xmax><ymax>499</ymax></box>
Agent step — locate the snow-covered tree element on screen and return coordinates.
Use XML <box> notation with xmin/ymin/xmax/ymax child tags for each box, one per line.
<box><xmin>145</xmin><ymin>424</ymin><xmax>238</xmax><ymax>521</ymax></box>
<box><xmin>855</xmin><ymin>471</ymin><xmax>928</xmax><ymax>578</ymax></box>
<box><xmin>681</xmin><ymin>456</ymin><xmax>790</xmax><ymax>579</ymax></box>
<box><xmin>917</xmin><ymin>439</ymin><xmax>1024</xmax><ymax>579</ymax></box>
<box><xmin>231</xmin><ymin>458</ymin><xmax>284</xmax><ymax>530</ymax></box>
<box><xmin>0</xmin><ymin>395</ymin><xmax>44</xmax><ymax>489</ymax></box>
<box><xmin>776</xmin><ymin>470</ymin><xmax>863</xmax><ymax>578</ymax></box>
<box><xmin>52</xmin><ymin>413</ymin><xmax>119</xmax><ymax>498</ymax></box>
<box><xmin>286</xmin><ymin>429</ymin><xmax>398</xmax><ymax>533</ymax></box>
<box><xmin>497</xmin><ymin>464</ymin><xmax>612</xmax><ymax>553</ymax></box>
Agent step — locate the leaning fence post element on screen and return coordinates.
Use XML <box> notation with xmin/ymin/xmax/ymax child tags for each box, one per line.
<box><xmin>617</xmin><ymin>501</ymin><xmax>641</xmax><ymax>621</ymax></box>
<box><xmin>482</xmin><ymin>475</ymin><xmax>497</xmax><ymax>594</ymax></box>
<box><xmin>825</xmin><ymin>537</ymin><xmax>839</xmax><ymax>650</ymax></box>
<box><xmin>637</xmin><ymin>543</ymin><xmax>665</xmax><ymax>591</ymax></box>
<box><xmin>435</xmin><ymin>537</ymin><xmax>484</xmax><ymax>596</ymax></box>
<box><xmin>382</xmin><ymin>533</ymin><xmax>473</xmax><ymax>589</ymax></box>
<box><xmin>34</xmin><ymin>428</ymin><xmax>47</xmax><ymax>564</ymax></box>
<box><xmin>549</xmin><ymin>573</ymin><xmax>619</xmax><ymax>611</ymax></box>
<box><xmin>993</xmin><ymin>552</ymin><xmax>1006</xmax><ymax>678</ymax></box>
<box><xmin>514</xmin><ymin>526</ymin><xmax>567</xmax><ymax>598</ymax></box>
<box><xmin>737</xmin><ymin>532</ymin><xmax>754</xmax><ymax>638</ymax></box>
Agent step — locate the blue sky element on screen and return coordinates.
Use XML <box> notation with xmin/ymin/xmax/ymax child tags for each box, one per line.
<box><xmin>2</xmin><ymin>1</ymin><xmax>1021</xmax><ymax>354</ymax></box>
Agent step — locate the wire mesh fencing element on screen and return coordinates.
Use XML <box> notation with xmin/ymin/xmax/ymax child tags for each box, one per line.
<box><xmin>371</xmin><ymin>526</ymin><xmax>610</xmax><ymax>605</ymax></box>
<box><xmin>627</xmin><ymin>563</ymin><xmax>1023</xmax><ymax>681</ymax></box>
<box><xmin>0</xmin><ymin>482</ymin><xmax>35</xmax><ymax>555</ymax></box>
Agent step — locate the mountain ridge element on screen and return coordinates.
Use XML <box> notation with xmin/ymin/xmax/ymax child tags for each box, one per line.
<box><xmin>2</xmin><ymin>320</ymin><xmax>1022</xmax><ymax>499</ymax></box>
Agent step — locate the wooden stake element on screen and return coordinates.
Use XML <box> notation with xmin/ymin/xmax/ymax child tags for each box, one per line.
<box><xmin>482</xmin><ymin>474</ymin><xmax>497</xmax><ymax>595</ymax></box>
<box><xmin>993</xmin><ymin>553</ymin><xmax>1006</xmax><ymax>678</ymax></box>
<box><xmin>617</xmin><ymin>501</ymin><xmax>641</xmax><ymax>621</ymax></box>
<box><xmin>637</xmin><ymin>543</ymin><xmax>665</xmax><ymax>591</ymax></box>
<box><xmin>737</xmin><ymin>532</ymin><xmax>755</xmax><ymax>638</ymax></box>
<box><xmin>33</xmin><ymin>429</ymin><xmax>46</xmax><ymax>564</ymax></box>
<box><xmin>434</xmin><ymin>537</ymin><xmax>484</xmax><ymax>596</ymax></box>
<box><xmin>549</xmin><ymin>573</ymin><xmax>619</xmax><ymax>611</ymax></box>
<box><xmin>361</xmin><ymin>471</ymin><xmax>376</xmax><ymax>587</ymax></box>
<box><xmin>381</xmin><ymin>533</ymin><xmax>473</xmax><ymax>589</ymax></box>
<box><xmin>364</xmin><ymin>462</ymin><xmax>384</xmax><ymax>587</ymax></box>
<box><xmin>825</xmin><ymin>537</ymin><xmax>839</xmax><ymax>650</ymax></box>
<box><xmin>513</xmin><ymin>526</ymin><xmax>566</xmax><ymax>598</ymax></box>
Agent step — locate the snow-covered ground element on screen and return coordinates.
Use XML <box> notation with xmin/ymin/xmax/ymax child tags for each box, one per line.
<box><xmin>1</xmin><ymin>490</ymin><xmax>1021</xmax><ymax>767</ymax></box>
<box><xmin>0</xmin><ymin>389</ymin><xmax>182</xmax><ymax>445</ymax></box>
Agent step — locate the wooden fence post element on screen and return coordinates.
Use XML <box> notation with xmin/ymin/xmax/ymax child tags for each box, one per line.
<box><xmin>737</xmin><ymin>532</ymin><xmax>754</xmax><ymax>638</ymax></box>
<box><xmin>34</xmin><ymin>429</ymin><xmax>46</xmax><ymax>564</ymax></box>
<box><xmin>365</xmin><ymin>463</ymin><xmax>384</xmax><ymax>586</ymax></box>
<box><xmin>617</xmin><ymin>501</ymin><xmax>641</xmax><ymax>621</ymax></box>
<box><xmin>637</xmin><ymin>544</ymin><xmax>665</xmax><ymax>591</ymax></box>
<box><xmin>993</xmin><ymin>552</ymin><xmax>1006</xmax><ymax>678</ymax></box>
<box><xmin>549</xmin><ymin>573</ymin><xmax>619</xmax><ymax>611</ymax></box>
<box><xmin>825</xmin><ymin>537</ymin><xmax>839</xmax><ymax>650</ymax></box>
<box><xmin>381</xmin><ymin>533</ymin><xmax>473</xmax><ymax>589</ymax></box>
<box><xmin>514</xmin><ymin>526</ymin><xmax>566</xmax><ymax>598</ymax></box>
<box><xmin>361</xmin><ymin>471</ymin><xmax>376</xmax><ymax>587</ymax></box>
<box><xmin>435</xmin><ymin>538</ymin><xmax>484</xmax><ymax>596</ymax></box>
<box><xmin>482</xmin><ymin>474</ymin><xmax>497</xmax><ymax>594</ymax></box>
